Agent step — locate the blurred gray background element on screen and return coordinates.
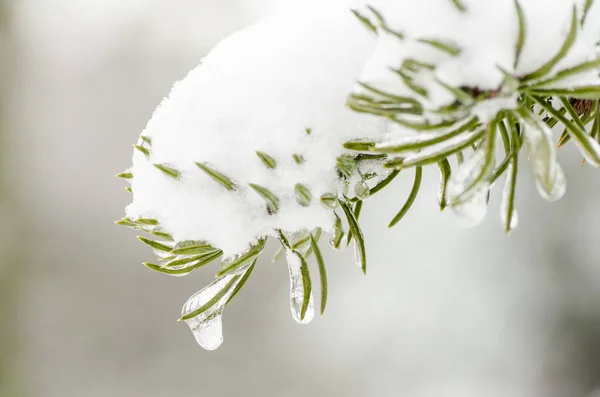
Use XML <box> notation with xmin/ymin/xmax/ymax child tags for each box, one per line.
<box><xmin>1</xmin><ymin>1</ymin><xmax>600</xmax><ymax>396</ymax></box>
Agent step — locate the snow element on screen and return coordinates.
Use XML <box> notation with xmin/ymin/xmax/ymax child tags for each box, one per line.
<box><xmin>356</xmin><ymin>0</ymin><xmax>600</xmax><ymax>121</ymax></box>
<box><xmin>126</xmin><ymin>5</ymin><xmax>388</xmax><ymax>257</ymax></box>
<box><xmin>126</xmin><ymin>0</ymin><xmax>600</xmax><ymax>258</ymax></box>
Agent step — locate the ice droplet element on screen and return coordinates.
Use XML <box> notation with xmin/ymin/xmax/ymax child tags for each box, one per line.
<box><xmin>451</xmin><ymin>187</ymin><xmax>489</xmax><ymax>227</ymax></box>
<box><xmin>191</xmin><ymin>311</ymin><xmax>224</xmax><ymax>351</ymax></box>
<box><xmin>447</xmin><ymin>144</ymin><xmax>495</xmax><ymax>205</ymax></box>
<box><xmin>181</xmin><ymin>270</ymin><xmax>247</xmax><ymax>350</ymax></box>
<box><xmin>535</xmin><ymin>163</ymin><xmax>566</xmax><ymax>202</ymax></box>
<box><xmin>354</xmin><ymin>180</ymin><xmax>370</xmax><ymax>200</ymax></box>
<box><xmin>521</xmin><ymin>116</ymin><xmax>566</xmax><ymax>202</ymax></box>
<box><xmin>285</xmin><ymin>250</ymin><xmax>314</xmax><ymax>324</ymax></box>
<box><xmin>328</xmin><ymin>214</ymin><xmax>344</xmax><ymax>251</ymax></box>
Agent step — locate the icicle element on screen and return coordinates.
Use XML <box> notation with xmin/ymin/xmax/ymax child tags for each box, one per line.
<box><xmin>190</xmin><ymin>311</ymin><xmax>224</xmax><ymax>351</ymax></box>
<box><xmin>538</xmin><ymin>164</ymin><xmax>566</xmax><ymax>202</ymax></box>
<box><xmin>180</xmin><ymin>270</ymin><xmax>247</xmax><ymax>350</ymax></box>
<box><xmin>450</xmin><ymin>187</ymin><xmax>489</xmax><ymax>227</ymax></box>
<box><xmin>285</xmin><ymin>250</ymin><xmax>314</xmax><ymax>324</ymax></box>
<box><xmin>521</xmin><ymin>117</ymin><xmax>566</xmax><ymax>201</ymax></box>
<box><xmin>354</xmin><ymin>179</ymin><xmax>371</xmax><ymax>199</ymax></box>
<box><xmin>329</xmin><ymin>213</ymin><xmax>344</xmax><ymax>251</ymax></box>
<box><xmin>447</xmin><ymin>145</ymin><xmax>495</xmax><ymax>205</ymax></box>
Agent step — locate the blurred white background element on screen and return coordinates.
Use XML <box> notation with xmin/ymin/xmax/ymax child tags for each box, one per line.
<box><xmin>1</xmin><ymin>1</ymin><xmax>600</xmax><ymax>396</ymax></box>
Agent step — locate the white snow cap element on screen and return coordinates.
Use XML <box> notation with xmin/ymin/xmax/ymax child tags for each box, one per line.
<box><xmin>357</xmin><ymin>0</ymin><xmax>600</xmax><ymax>120</ymax></box>
<box><xmin>126</xmin><ymin>5</ymin><xmax>387</xmax><ymax>256</ymax></box>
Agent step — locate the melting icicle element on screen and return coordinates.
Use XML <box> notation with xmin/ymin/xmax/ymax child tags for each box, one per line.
<box><xmin>521</xmin><ymin>117</ymin><xmax>566</xmax><ymax>202</ymax></box>
<box><xmin>451</xmin><ymin>187</ymin><xmax>489</xmax><ymax>227</ymax></box>
<box><xmin>328</xmin><ymin>213</ymin><xmax>344</xmax><ymax>251</ymax></box>
<box><xmin>537</xmin><ymin>164</ymin><xmax>566</xmax><ymax>202</ymax></box>
<box><xmin>500</xmin><ymin>164</ymin><xmax>519</xmax><ymax>233</ymax></box>
<box><xmin>354</xmin><ymin>180</ymin><xmax>370</xmax><ymax>200</ymax></box>
<box><xmin>285</xmin><ymin>250</ymin><xmax>314</xmax><ymax>324</ymax></box>
<box><xmin>447</xmin><ymin>146</ymin><xmax>494</xmax><ymax>205</ymax></box>
<box><xmin>180</xmin><ymin>269</ymin><xmax>247</xmax><ymax>350</ymax></box>
<box><xmin>190</xmin><ymin>311</ymin><xmax>224</xmax><ymax>351</ymax></box>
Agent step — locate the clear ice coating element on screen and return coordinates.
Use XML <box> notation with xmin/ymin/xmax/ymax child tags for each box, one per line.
<box><xmin>190</xmin><ymin>310</ymin><xmax>224</xmax><ymax>351</ymax></box>
<box><xmin>354</xmin><ymin>180</ymin><xmax>370</xmax><ymax>200</ymax></box>
<box><xmin>521</xmin><ymin>117</ymin><xmax>566</xmax><ymax>202</ymax></box>
<box><xmin>180</xmin><ymin>269</ymin><xmax>248</xmax><ymax>350</ymax></box>
<box><xmin>328</xmin><ymin>214</ymin><xmax>344</xmax><ymax>251</ymax></box>
<box><xmin>353</xmin><ymin>239</ymin><xmax>363</xmax><ymax>269</ymax></box>
<box><xmin>375</xmin><ymin>131</ymin><xmax>439</xmax><ymax>154</ymax></box>
<box><xmin>285</xmin><ymin>249</ymin><xmax>314</xmax><ymax>325</ymax></box>
<box><xmin>451</xmin><ymin>187</ymin><xmax>489</xmax><ymax>227</ymax></box>
<box><xmin>401</xmin><ymin>130</ymin><xmax>480</xmax><ymax>167</ymax></box>
<box><xmin>447</xmin><ymin>144</ymin><xmax>494</xmax><ymax>206</ymax></box>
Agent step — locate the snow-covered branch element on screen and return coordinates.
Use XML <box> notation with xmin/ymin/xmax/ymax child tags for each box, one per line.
<box><xmin>118</xmin><ymin>0</ymin><xmax>600</xmax><ymax>349</ymax></box>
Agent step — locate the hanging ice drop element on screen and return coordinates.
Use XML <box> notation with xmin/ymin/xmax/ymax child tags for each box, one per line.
<box><xmin>521</xmin><ymin>115</ymin><xmax>566</xmax><ymax>202</ymax></box>
<box><xmin>190</xmin><ymin>311</ymin><xmax>224</xmax><ymax>351</ymax></box>
<box><xmin>450</xmin><ymin>187</ymin><xmax>489</xmax><ymax>227</ymax></box>
<box><xmin>285</xmin><ymin>250</ymin><xmax>314</xmax><ymax>324</ymax></box>
<box><xmin>354</xmin><ymin>180</ymin><xmax>370</xmax><ymax>200</ymax></box>
<box><xmin>180</xmin><ymin>272</ymin><xmax>245</xmax><ymax>350</ymax></box>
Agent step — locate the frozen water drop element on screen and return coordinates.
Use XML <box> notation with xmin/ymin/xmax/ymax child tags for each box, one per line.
<box><xmin>181</xmin><ymin>271</ymin><xmax>247</xmax><ymax>350</ymax></box>
<box><xmin>328</xmin><ymin>214</ymin><xmax>344</xmax><ymax>251</ymax></box>
<box><xmin>354</xmin><ymin>180</ymin><xmax>370</xmax><ymax>200</ymax></box>
<box><xmin>536</xmin><ymin>164</ymin><xmax>566</xmax><ymax>202</ymax></box>
<box><xmin>191</xmin><ymin>311</ymin><xmax>224</xmax><ymax>351</ymax></box>
<box><xmin>521</xmin><ymin>116</ymin><xmax>567</xmax><ymax>202</ymax></box>
<box><xmin>285</xmin><ymin>250</ymin><xmax>314</xmax><ymax>324</ymax></box>
<box><xmin>447</xmin><ymin>145</ymin><xmax>494</xmax><ymax>204</ymax></box>
<box><xmin>451</xmin><ymin>187</ymin><xmax>489</xmax><ymax>227</ymax></box>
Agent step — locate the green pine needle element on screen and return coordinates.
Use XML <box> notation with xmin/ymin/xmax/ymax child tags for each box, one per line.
<box><xmin>450</xmin><ymin>0</ymin><xmax>467</xmax><ymax>12</ymax></box>
<box><xmin>116</xmin><ymin>172</ymin><xmax>133</xmax><ymax>179</ymax></box>
<box><xmin>294</xmin><ymin>184</ymin><xmax>312</xmax><ymax>206</ymax></box>
<box><xmin>255</xmin><ymin>151</ymin><xmax>277</xmax><ymax>169</ymax></box>
<box><xmin>226</xmin><ymin>260</ymin><xmax>256</xmax><ymax>305</ymax></box>
<box><xmin>248</xmin><ymin>184</ymin><xmax>280</xmax><ymax>214</ymax></box>
<box><xmin>339</xmin><ymin>199</ymin><xmax>367</xmax><ymax>275</ymax></box>
<box><xmin>292</xmin><ymin>154</ymin><xmax>305</xmax><ymax>165</ymax></box>
<box><xmin>437</xmin><ymin>159</ymin><xmax>452</xmax><ymax>211</ymax></box>
<box><xmin>310</xmin><ymin>233</ymin><xmax>328</xmax><ymax>316</ymax></box>
<box><xmin>153</xmin><ymin>163</ymin><xmax>181</xmax><ymax>180</ymax></box>
<box><xmin>389</xmin><ymin>166</ymin><xmax>422</xmax><ymax>228</ymax></box>
<box><xmin>137</xmin><ymin>236</ymin><xmax>172</xmax><ymax>252</ymax></box>
<box><xmin>134</xmin><ymin>145</ymin><xmax>150</xmax><ymax>157</ymax></box>
<box><xmin>179</xmin><ymin>276</ymin><xmax>241</xmax><ymax>321</ymax></box>
<box><xmin>521</xmin><ymin>6</ymin><xmax>577</xmax><ymax>82</ymax></box>
<box><xmin>351</xmin><ymin>9</ymin><xmax>377</xmax><ymax>34</ymax></box>
<box><xmin>195</xmin><ymin>162</ymin><xmax>236</xmax><ymax>190</ymax></box>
